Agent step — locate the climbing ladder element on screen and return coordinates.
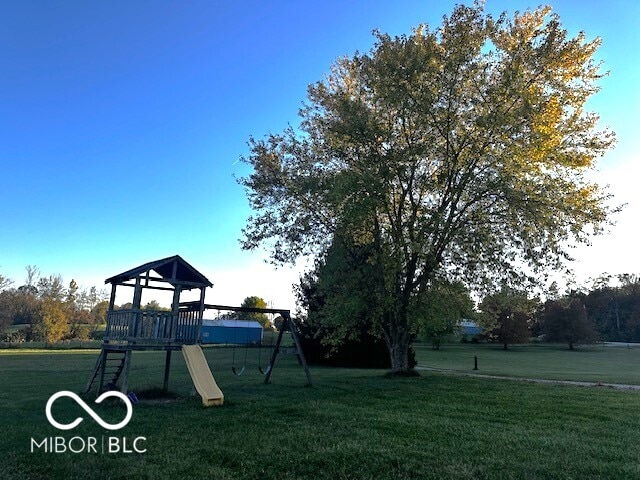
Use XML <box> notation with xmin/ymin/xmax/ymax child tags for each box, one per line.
<box><xmin>83</xmin><ymin>349</ymin><xmax>132</xmax><ymax>394</ymax></box>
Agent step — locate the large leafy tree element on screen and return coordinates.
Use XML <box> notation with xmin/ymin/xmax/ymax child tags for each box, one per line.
<box><xmin>543</xmin><ymin>295</ymin><xmax>598</xmax><ymax>349</ymax></box>
<box><xmin>240</xmin><ymin>296</ymin><xmax>271</xmax><ymax>329</ymax></box>
<box><xmin>223</xmin><ymin>296</ymin><xmax>271</xmax><ymax>330</ymax></box>
<box><xmin>33</xmin><ymin>298</ymin><xmax>70</xmax><ymax>344</ymax></box>
<box><xmin>240</xmin><ymin>4</ymin><xmax>615</xmax><ymax>372</ymax></box>
<box><xmin>581</xmin><ymin>274</ymin><xmax>640</xmax><ymax>342</ymax></box>
<box><xmin>480</xmin><ymin>287</ymin><xmax>538</xmax><ymax>349</ymax></box>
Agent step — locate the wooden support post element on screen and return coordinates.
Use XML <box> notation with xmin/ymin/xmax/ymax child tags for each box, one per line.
<box><xmin>119</xmin><ymin>350</ymin><xmax>133</xmax><ymax>394</ymax></box>
<box><xmin>263</xmin><ymin>313</ymin><xmax>312</xmax><ymax>386</ymax></box>
<box><xmin>171</xmin><ymin>285</ymin><xmax>182</xmax><ymax>312</ymax></box>
<box><xmin>163</xmin><ymin>350</ymin><xmax>172</xmax><ymax>391</ymax></box>
<box><xmin>131</xmin><ymin>278</ymin><xmax>142</xmax><ymax>341</ymax></box>
<box><xmin>132</xmin><ymin>277</ymin><xmax>142</xmax><ymax>309</ymax></box>
<box><xmin>84</xmin><ymin>350</ymin><xmax>105</xmax><ymax>393</ymax></box>
<box><xmin>108</xmin><ymin>284</ymin><xmax>117</xmax><ymax>311</ymax></box>
<box><xmin>264</xmin><ymin>317</ymin><xmax>287</xmax><ymax>385</ymax></box>
<box><xmin>170</xmin><ymin>285</ymin><xmax>182</xmax><ymax>342</ymax></box>
<box><xmin>194</xmin><ymin>287</ymin><xmax>206</xmax><ymax>343</ymax></box>
<box><xmin>98</xmin><ymin>350</ymin><xmax>108</xmax><ymax>393</ymax></box>
<box><xmin>288</xmin><ymin>316</ymin><xmax>313</xmax><ymax>387</ymax></box>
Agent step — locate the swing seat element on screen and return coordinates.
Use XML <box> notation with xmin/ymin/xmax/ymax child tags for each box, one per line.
<box><xmin>232</xmin><ymin>366</ymin><xmax>246</xmax><ymax>376</ymax></box>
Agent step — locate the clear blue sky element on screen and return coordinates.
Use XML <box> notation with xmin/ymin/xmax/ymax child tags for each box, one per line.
<box><xmin>1</xmin><ymin>1</ymin><xmax>638</xmax><ymax>307</ymax></box>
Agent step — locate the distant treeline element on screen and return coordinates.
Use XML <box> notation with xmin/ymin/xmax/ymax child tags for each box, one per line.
<box><xmin>472</xmin><ymin>274</ymin><xmax>640</xmax><ymax>348</ymax></box>
<box><xmin>544</xmin><ymin>275</ymin><xmax>640</xmax><ymax>343</ymax></box>
<box><xmin>0</xmin><ymin>266</ymin><xmax>158</xmax><ymax>343</ymax></box>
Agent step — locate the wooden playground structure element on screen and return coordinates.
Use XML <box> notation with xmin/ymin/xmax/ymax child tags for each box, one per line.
<box><xmin>83</xmin><ymin>255</ymin><xmax>312</xmax><ymax>406</ymax></box>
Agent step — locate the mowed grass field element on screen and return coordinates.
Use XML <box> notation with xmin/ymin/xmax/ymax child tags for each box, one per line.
<box><xmin>415</xmin><ymin>343</ymin><xmax>640</xmax><ymax>384</ymax></box>
<box><xmin>2</xmin><ymin>346</ymin><xmax>640</xmax><ymax>479</ymax></box>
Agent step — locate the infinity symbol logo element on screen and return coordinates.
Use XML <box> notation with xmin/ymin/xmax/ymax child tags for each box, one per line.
<box><xmin>45</xmin><ymin>391</ymin><xmax>133</xmax><ymax>431</ymax></box>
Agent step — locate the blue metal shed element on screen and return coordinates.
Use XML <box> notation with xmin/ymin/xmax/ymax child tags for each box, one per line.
<box><xmin>458</xmin><ymin>319</ymin><xmax>482</xmax><ymax>336</ymax></box>
<box><xmin>199</xmin><ymin>319</ymin><xmax>263</xmax><ymax>345</ymax></box>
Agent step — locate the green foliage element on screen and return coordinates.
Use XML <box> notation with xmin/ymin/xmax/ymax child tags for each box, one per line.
<box><xmin>240</xmin><ymin>296</ymin><xmax>271</xmax><ymax>329</ymax></box>
<box><xmin>0</xmin><ymin>291</ymin><xmax>15</xmax><ymax>332</ymax></box>
<box><xmin>480</xmin><ymin>287</ymin><xmax>538</xmax><ymax>349</ymax></box>
<box><xmin>68</xmin><ymin>308</ymin><xmax>92</xmax><ymax>325</ymax></box>
<box><xmin>0</xmin><ymin>326</ymin><xmax>31</xmax><ymax>343</ymax></box>
<box><xmin>143</xmin><ymin>300</ymin><xmax>170</xmax><ymax>311</ymax></box>
<box><xmin>90</xmin><ymin>300</ymin><xmax>109</xmax><ymax>324</ymax></box>
<box><xmin>32</xmin><ymin>298</ymin><xmax>70</xmax><ymax>343</ymax></box>
<box><xmin>297</xmin><ymin>320</ymin><xmax>417</xmax><ymax>369</ymax></box>
<box><xmin>65</xmin><ymin>309</ymin><xmax>100</xmax><ymax>341</ymax></box>
<box><xmin>75</xmin><ymin>285</ymin><xmax>107</xmax><ymax>311</ymax></box>
<box><xmin>417</xmin><ymin>280</ymin><xmax>475</xmax><ymax>342</ymax></box>
<box><xmin>543</xmin><ymin>295</ymin><xmax>598</xmax><ymax>349</ymax></box>
<box><xmin>297</xmin><ymin>236</ymin><xmax>426</xmax><ymax>368</ymax></box>
<box><xmin>240</xmin><ymin>3</ymin><xmax>615</xmax><ymax>372</ymax></box>
<box><xmin>295</xmin><ymin>236</ymin><xmax>377</xmax><ymax>347</ymax></box>
<box><xmin>273</xmin><ymin>315</ymin><xmax>285</xmax><ymax>331</ymax></box>
<box><xmin>241</xmin><ymin>296</ymin><xmax>268</xmax><ymax>310</ymax></box>
<box><xmin>66</xmin><ymin>279</ymin><xmax>78</xmax><ymax>307</ymax></box>
<box><xmin>220</xmin><ymin>296</ymin><xmax>272</xmax><ymax>329</ymax></box>
<box><xmin>0</xmin><ymin>289</ymin><xmax>40</xmax><ymax>328</ymax></box>
<box><xmin>582</xmin><ymin>274</ymin><xmax>640</xmax><ymax>342</ymax></box>
<box><xmin>67</xmin><ymin>323</ymin><xmax>93</xmax><ymax>341</ymax></box>
<box><xmin>0</xmin><ymin>266</ymin><xmax>110</xmax><ymax>342</ymax></box>
<box><xmin>296</xmin><ymin>237</ymin><xmax>417</xmax><ymax>368</ymax></box>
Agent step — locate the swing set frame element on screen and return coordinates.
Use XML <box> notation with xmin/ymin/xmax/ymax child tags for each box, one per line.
<box><xmin>180</xmin><ymin>302</ymin><xmax>313</xmax><ymax>386</ymax></box>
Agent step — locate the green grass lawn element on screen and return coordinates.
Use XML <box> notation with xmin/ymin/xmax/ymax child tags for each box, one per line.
<box><xmin>2</xmin><ymin>347</ymin><xmax>640</xmax><ymax>479</ymax></box>
<box><xmin>414</xmin><ymin>342</ymin><xmax>640</xmax><ymax>385</ymax></box>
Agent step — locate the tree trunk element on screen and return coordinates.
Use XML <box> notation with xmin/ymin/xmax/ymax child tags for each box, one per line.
<box><xmin>503</xmin><ymin>343</ymin><xmax>508</xmax><ymax>350</ymax></box>
<box><xmin>569</xmin><ymin>341</ymin><xmax>574</xmax><ymax>350</ymax></box>
<box><xmin>387</xmin><ymin>334</ymin><xmax>411</xmax><ymax>373</ymax></box>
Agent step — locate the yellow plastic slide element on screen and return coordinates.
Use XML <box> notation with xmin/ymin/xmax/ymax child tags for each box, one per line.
<box><xmin>182</xmin><ymin>345</ymin><xmax>224</xmax><ymax>407</ymax></box>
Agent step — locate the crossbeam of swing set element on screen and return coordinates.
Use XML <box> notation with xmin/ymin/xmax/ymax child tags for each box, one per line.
<box><xmin>179</xmin><ymin>302</ymin><xmax>312</xmax><ymax>386</ymax></box>
<box><xmin>179</xmin><ymin>302</ymin><xmax>291</xmax><ymax>317</ymax></box>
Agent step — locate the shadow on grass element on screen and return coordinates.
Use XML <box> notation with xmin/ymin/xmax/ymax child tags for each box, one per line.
<box><xmin>384</xmin><ymin>369</ymin><xmax>421</xmax><ymax>378</ymax></box>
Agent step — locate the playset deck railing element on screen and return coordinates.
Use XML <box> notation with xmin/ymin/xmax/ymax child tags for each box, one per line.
<box><xmin>104</xmin><ymin>309</ymin><xmax>201</xmax><ymax>345</ymax></box>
